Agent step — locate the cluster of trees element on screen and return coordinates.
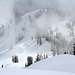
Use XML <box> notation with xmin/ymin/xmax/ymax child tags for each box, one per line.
<box><xmin>35</xmin><ymin>26</ymin><xmax>75</xmax><ymax>56</ymax></box>
<box><xmin>35</xmin><ymin>9</ymin><xmax>44</xmax><ymax>19</ymax></box>
<box><xmin>25</xmin><ymin>53</ymin><xmax>48</xmax><ymax>67</ymax></box>
<box><xmin>51</xmin><ymin>31</ymin><xmax>69</xmax><ymax>55</ymax></box>
<box><xmin>11</xmin><ymin>54</ymin><xmax>48</xmax><ymax>67</ymax></box>
<box><xmin>66</xmin><ymin>22</ymin><xmax>74</xmax><ymax>37</ymax></box>
<box><xmin>50</xmin><ymin>32</ymin><xmax>75</xmax><ymax>56</ymax></box>
<box><xmin>34</xmin><ymin>53</ymin><xmax>48</xmax><ymax>63</ymax></box>
<box><xmin>12</xmin><ymin>55</ymin><xmax>19</xmax><ymax>63</ymax></box>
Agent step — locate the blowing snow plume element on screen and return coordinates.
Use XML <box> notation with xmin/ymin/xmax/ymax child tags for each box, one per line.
<box><xmin>13</xmin><ymin>0</ymin><xmax>59</xmax><ymax>23</ymax></box>
<box><xmin>13</xmin><ymin>0</ymin><xmax>75</xmax><ymax>23</ymax></box>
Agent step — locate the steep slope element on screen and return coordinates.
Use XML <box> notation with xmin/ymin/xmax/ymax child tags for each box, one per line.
<box><xmin>0</xmin><ymin>8</ymin><xmax>75</xmax><ymax>58</ymax></box>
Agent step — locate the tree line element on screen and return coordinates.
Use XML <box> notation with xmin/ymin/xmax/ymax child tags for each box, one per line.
<box><xmin>11</xmin><ymin>53</ymin><xmax>48</xmax><ymax>67</ymax></box>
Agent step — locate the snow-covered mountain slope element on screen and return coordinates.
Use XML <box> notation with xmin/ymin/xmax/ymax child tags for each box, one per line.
<box><xmin>0</xmin><ymin>38</ymin><xmax>51</xmax><ymax>61</ymax></box>
<box><xmin>28</xmin><ymin>54</ymin><xmax>75</xmax><ymax>73</ymax></box>
<box><xmin>14</xmin><ymin>8</ymin><xmax>75</xmax><ymax>45</ymax></box>
<box><xmin>20</xmin><ymin>9</ymin><xmax>73</xmax><ymax>39</ymax></box>
<box><xmin>0</xmin><ymin>68</ymin><xmax>75</xmax><ymax>75</ymax></box>
<box><xmin>0</xmin><ymin>54</ymin><xmax>75</xmax><ymax>75</ymax></box>
<box><xmin>0</xmin><ymin>8</ymin><xmax>75</xmax><ymax>58</ymax></box>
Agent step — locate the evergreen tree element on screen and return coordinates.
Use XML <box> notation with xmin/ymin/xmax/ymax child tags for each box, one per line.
<box><xmin>43</xmin><ymin>54</ymin><xmax>48</xmax><ymax>59</ymax></box>
<box><xmin>36</xmin><ymin>54</ymin><xmax>41</xmax><ymax>62</ymax></box>
<box><xmin>12</xmin><ymin>55</ymin><xmax>19</xmax><ymax>63</ymax></box>
<box><xmin>73</xmin><ymin>43</ymin><xmax>75</xmax><ymax>55</ymax></box>
<box><xmin>46</xmin><ymin>54</ymin><xmax>48</xmax><ymax>58</ymax></box>
<box><xmin>2</xmin><ymin>64</ymin><xmax>3</xmax><ymax>68</ymax></box>
<box><xmin>43</xmin><ymin>54</ymin><xmax>46</xmax><ymax>59</ymax></box>
<box><xmin>64</xmin><ymin>52</ymin><xmax>67</xmax><ymax>54</ymax></box>
<box><xmin>27</xmin><ymin>56</ymin><xmax>33</xmax><ymax>66</ymax></box>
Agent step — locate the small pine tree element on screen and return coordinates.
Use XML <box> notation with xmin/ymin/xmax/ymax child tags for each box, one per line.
<box><xmin>43</xmin><ymin>54</ymin><xmax>48</xmax><ymax>59</ymax></box>
<box><xmin>25</xmin><ymin>63</ymin><xmax>27</xmax><ymax>67</ymax></box>
<box><xmin>40</xmin><ymin>54</ymin><xmax>43</xmax><ymax>60</ymax></box>
<box><xmin>15</xmin><ymin>56</ymin><xmax>19</xmax><ymax>63</ymax></box>
<box><xmin>64</xmin><ymin>52</ymin><xmax>67</xmax><ymax>54</ymax></box>
<box><xmin>39</xmin><ymin>38</ymin><xmax>42</xmax><ymax>45</ymax></box>
<box><xmin>43</xmin><ymin>54</ymin><xmax>46</xmax><ymax>59</ymax></box>
<box><xmin>27</xmin><ymin>56</ymin><xmax>33</xmax><ymax>67</ymax></box>
<box><xmin>46</xmin><ymin>54</ymin><xmax>48</xmax><ymax>58</ymax></box>
<box><xmin>73</xmin><ymin>43</ymin><xmax>75</xmax><ymax>55</ymax></box>
<box><xmin>2</xmin><ymin>64</ymin><xmax>3</xmax><ymax>68</ymax></box>
<box><xmin>36</xmin><ymin>54</ymin><xmax>41</xmax><ymax>62</ymax></box>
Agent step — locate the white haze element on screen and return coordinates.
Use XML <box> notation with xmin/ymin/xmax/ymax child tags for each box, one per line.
<box><xmin>13</xmin><ymin>0</ymin><xmax>75</xmax><ymax>19</ymax></box>
<box><xmin>0</xmin><ymin>0</ymin><xmax>75</xmax><ymax>24</ymax></box>
<box><xmin>0</xmin><ymin>0</ymin><xmax>14</xmax><ymax>25</ymax></box>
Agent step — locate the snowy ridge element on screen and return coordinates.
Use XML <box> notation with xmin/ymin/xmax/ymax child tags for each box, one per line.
<box><xmin>28</xmin><ymin>54</ymin><xmax>75</xmax><ymax>73</ymax></box>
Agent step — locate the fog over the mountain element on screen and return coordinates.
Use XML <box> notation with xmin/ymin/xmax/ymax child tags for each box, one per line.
<box><xmin>13</xmin><ymin>0</ymin><xmax>75</xmax><ymax>22</ymax></box>
<box><xmin>0</xmin><ymin>0</ymin><xmax>14</xmax><ymax>25</ymax></box>
<box><xmin>0</xmin><ymin>0</ymin><xmax>75</xmax><ymax>24</ymax></box>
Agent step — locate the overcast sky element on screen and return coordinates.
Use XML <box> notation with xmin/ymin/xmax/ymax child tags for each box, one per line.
<box><xmin>0</xmin><ymin>0</ymin><xmax>75</xmax><ymax>24</ymax></box>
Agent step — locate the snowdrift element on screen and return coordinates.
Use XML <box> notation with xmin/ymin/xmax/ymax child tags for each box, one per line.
<box><xmin>0</xmin><ymin>68</ymin><xmax>75</xmax><ymax>75</ymax></box>
<box><xmin>0</xmin><ymin>55</ymin><xmax>75</xmax><ymax>75</ymax></box>
<box><xmin>28</xmin><ymin>54</ymin><xmax>75</xmax><ymax>73</ymax></box>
